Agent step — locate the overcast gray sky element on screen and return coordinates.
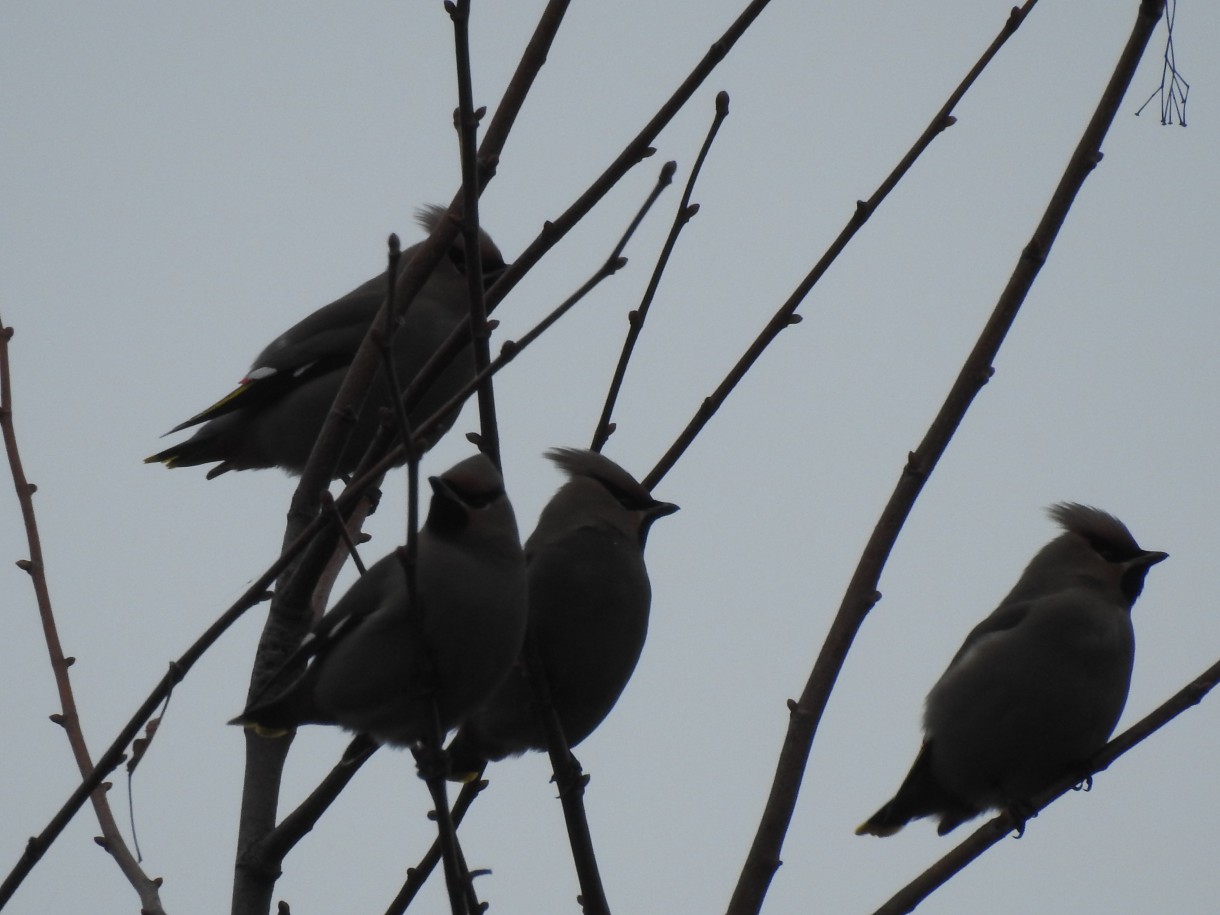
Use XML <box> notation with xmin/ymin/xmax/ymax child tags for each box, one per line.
<box><xmin>3</xmin><ymin>2</ymin><xmax>1218</xmax><ymax>913</ymax></box>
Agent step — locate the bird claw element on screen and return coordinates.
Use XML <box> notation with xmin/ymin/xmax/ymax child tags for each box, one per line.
<box><xmin>1072</xmin><ymin>774</ymin><xmax>1094</xmax><ymax>793</ymax></box>
<box><xmin>1004</xmin><ymin>800</ymin><xmax>1036</xmax><ymax>838</ymax></box>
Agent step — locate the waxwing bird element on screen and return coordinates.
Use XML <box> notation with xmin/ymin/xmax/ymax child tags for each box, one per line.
<box><xmin>856</xmin><ymin>503</ymin><xmax>1167</xmax><ymax>837</ymax></box>
<box><xmin>446</xmin><ymin>448</ymin><xmax>678</xmax><ymax>779</ymax></box>
<box><xmin>147</xmin><ymin>206</ymin><xmax>507</xmax><ymax>478</ymax></box>
<box><xmin>232</xmin><ymin>452</ymin><xmax>527</xmax><ymax>746</ymax></box>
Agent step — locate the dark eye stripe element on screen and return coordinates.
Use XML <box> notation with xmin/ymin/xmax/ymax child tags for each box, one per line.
<box><xmin>457</xmin><ymin>486</ymin><xmax>503</xmax><ymax>509</ymax></box>
<box><xmin>1085</xmin><ymin>534</ymin><xmax>1141</xmax><ymax>563</ymax></box>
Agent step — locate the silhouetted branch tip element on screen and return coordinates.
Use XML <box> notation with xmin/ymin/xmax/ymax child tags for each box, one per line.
<box><xmin>660</xmin><ymin>159</ymin><xmax>678</xmax><ymax>182</ymax></box>
<box><xmin>716</xmin><ymin>89</ymin><xmax>730</xmax><ymax>113</ymax></box>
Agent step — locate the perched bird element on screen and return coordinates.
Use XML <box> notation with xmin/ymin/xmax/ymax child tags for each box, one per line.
<box><xmin>857</xmin><ymin>503</ymin><xmax>1167</xmax><ymax>837</ymax></box>
<box><xmin>232</xmin><ymin>452</ymin><xmax>527</xmax><ymax>746</ymax></box>
<box><xmin>147</xmin><ymin>206</ymin><xmax>507</xmax><ymax>478</ymax></box>
<box><xmin>446</xmin><ymin>448</ymin><xmax>678</xmax><ymax>779</ymax></box>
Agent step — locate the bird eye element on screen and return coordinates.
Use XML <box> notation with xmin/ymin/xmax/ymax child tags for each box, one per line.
<box><xmin>1085</xmin><ymin>535</ymin><xmax>1135</xmax><ymax>564</ymax></box>
<box><xmin>460</xmin><ymin>487</ymin><xmax>504</xmax><ymax>509</ymax></box>
<box><xmin>596</xmin><ymin>478</ymin><xmax>654</xmax><ymax>512</ymax></box>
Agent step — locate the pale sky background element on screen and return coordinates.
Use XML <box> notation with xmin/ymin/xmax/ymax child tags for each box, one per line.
<box><xmin>3</xmin><ymin>2</ymin><xmax>1219</xmax><ymax>913</ymax></box>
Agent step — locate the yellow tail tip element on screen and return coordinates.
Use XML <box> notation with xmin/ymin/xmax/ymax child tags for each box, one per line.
<box><xmin>227</xmin><ymin>715</ymin><xmax>291</xmax><ymax>738</ymax></box>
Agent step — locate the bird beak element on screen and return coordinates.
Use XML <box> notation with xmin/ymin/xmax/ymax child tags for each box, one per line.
<box><xmin>648</xmin><ymin>501</ymin><xmax>680</xmax><ymax>520</ymax></box>
<box><xmin>1128</xmin><ymin>549</ymin><xmax>1168</xmax><ymax>572</ymax></box>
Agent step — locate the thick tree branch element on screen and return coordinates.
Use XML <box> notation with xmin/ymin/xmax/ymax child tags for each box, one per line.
<box><xmin>726</xmin><ymin>2</ymin><xmax>1164</xmax><ymax>912</ymax></box>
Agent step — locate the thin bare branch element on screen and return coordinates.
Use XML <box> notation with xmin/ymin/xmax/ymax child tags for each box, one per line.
<box><xmin>727</xmin><ymin>3</ymin><xmax>1165</xmax><ymax>911</ymax></box>
<box><xmin>449</xmin><ymin>0</ymin><xmax>500</xmax><ymax>469</ymax></box>
<box><xmin>246</xmin><ymin>739</ymin><xmax>377</xmax><ymax>872</ymax></box>
<box><xmin>593</xmin><ymin>91</ymin><xmax>730</xmax><ymax>452</ymax></box>
<box><xmin>0</xmin><ymin>318</ymin><xmax>167</xmax><ymax>914</ymax></box>
<box><xmin>642</xmin><ymin>0</ymin><xmax>1036</xmax><ymax>492</ymax></box>
<box><xmin>383</xmin><ymin>779</ymin><xmax>488</xmax><ymax>915</ymax></box>
<box><xmin>495</xmin><ymin>0</ymin><xmax>776</xmax><ymax>303</ymax></box>
<box><xmin>0</xmin><ymin>513</ymin><xmax>315</xmax><ymax>910</ymax></box>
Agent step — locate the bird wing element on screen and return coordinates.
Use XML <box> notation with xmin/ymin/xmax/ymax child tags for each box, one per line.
<box><xmin>166</xmin><ymin>276</ymin><xmax>388</xmax><ymax>433</ymax></box>
<box><xmin>944</xmin><ymin>600</ymin><xmax>1033</xmax><ymax>669</ymax></box>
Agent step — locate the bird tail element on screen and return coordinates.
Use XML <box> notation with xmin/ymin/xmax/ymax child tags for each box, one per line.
<box><xmin>855</xmin><ymin>741</ymin><xmax>977</xmax><ymax>837</ymax></box>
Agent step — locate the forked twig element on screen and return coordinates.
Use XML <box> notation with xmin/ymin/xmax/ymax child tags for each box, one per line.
<box><xmin>383</xmin><ymin>779</ymin><xmax>488</xmax><ymax>915</ymax></box>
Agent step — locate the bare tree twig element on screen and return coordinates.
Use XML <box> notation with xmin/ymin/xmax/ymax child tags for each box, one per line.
<box><xmin>497</xmin><ymin>0</ymin><xmax>776</xmax><ymax>305</ymax></box>
<box><xmin>449</xmin><ymin>0</ymin><xmax>500</xmax><ymax>469</ymax></box>
<box><xmin>383</xmin><ymin>779</ymin><xmax>488</xmax><ymax>915</ymax></box>
<box><xmin>0</xmin><ymin>508</ymin><xmax>317</xmax><ymax>909</ymax></box>
<box><xmin>726</xmin><ymin>2</ymin><xmax>1166</xmax><ymax>912</ymax></box>
<box><xmin>246</xmin><ymin>739</ymin><xmax>377</xmax><ymax>872</ymax></box>
<box><xmin>0</xmin><ymin>318</ymin><xmax>167</xmax><ymax>913</ymax></box>
<box><xmin>872</xmin><ymin>653</ymin><xmax>1220</xmax><ymax>915</ymax></box>
<box><xmin>643</xmin><ymin>0</ymin><xmax>1040</xmax><ymax>493</ymax></box>
<box><xmin>593</xmin><ymin>91</ymin><xmax>729</xmax><ymax>452</ymax></box>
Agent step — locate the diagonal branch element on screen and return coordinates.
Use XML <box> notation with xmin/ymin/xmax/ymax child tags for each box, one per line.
<box><xmin>492</xmin><ymin>0</ymin><xmax>776</xmax><ymax>307</ymax></box>
<box><xmin>872</xmin><ymin>653</ymin><xmax>1220</xmax><ymax>915</ymax></box>
<box><xmin>356</xmin><ymin>170</ymin><xmax>671</xmax><ymax>489</ymax></box>
<box><xmin>592</xmin><ymin>91</ymin><xmax>729</xmax><ymax>452</ymax></box>
<box><xmin>642</xmin><ymin>2</ymin><xmax>1041</xmax><ymax>492</ymax></box>
<box><xmin>726</xmin><ymin>2</ymin><xmax>1165</xmax><ymax>912</ymax></box>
